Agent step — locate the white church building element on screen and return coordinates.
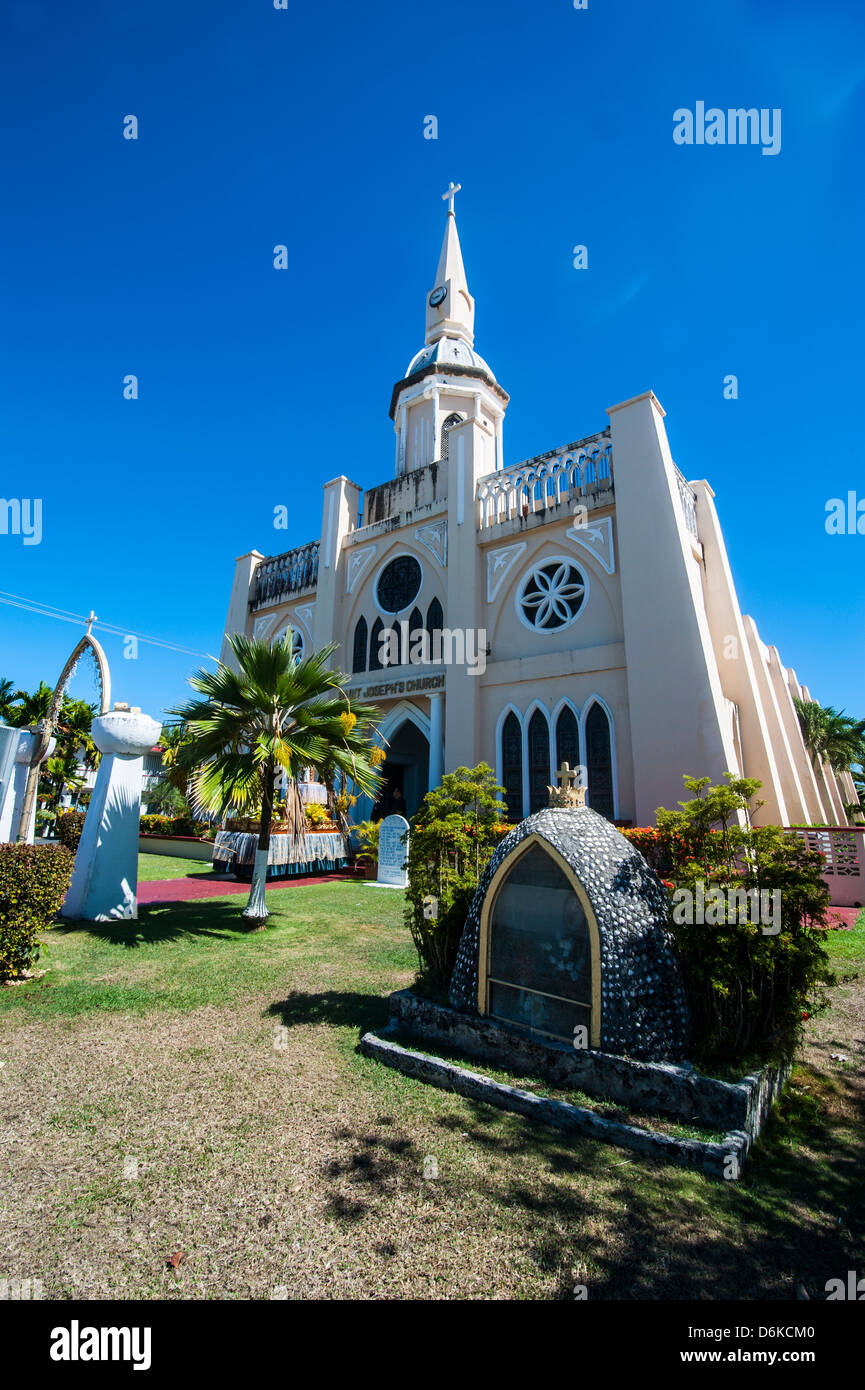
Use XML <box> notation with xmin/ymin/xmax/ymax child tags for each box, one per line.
<box><xmin>221</xmin><ymin>189</ymin><xmax>856</xmax><ymax>829</ymax></box>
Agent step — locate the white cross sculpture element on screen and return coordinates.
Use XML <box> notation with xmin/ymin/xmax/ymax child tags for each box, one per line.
<box><xmin>442</xmin><ymin>181</ymin><xmax>461</xmax><ymax>214</ymax></box>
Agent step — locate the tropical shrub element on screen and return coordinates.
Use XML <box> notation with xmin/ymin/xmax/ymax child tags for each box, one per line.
<box><xmin>353</xmin><ymin>820</ymin><xmax>380</xmax><ymax>866</ymax></box>
<box><xmin>139</xmin><ymin>814</ymin><xmax>216</xmax><ymax>840</ymax></box>
<box><xmin>651</xmin><ymin>775</ymin><xmax>832</xmax><ymax>1067</ymax></box>
<box><xmin>55</xmin><ymin>809</ymin><xmax>85</xmax><ymax>853</ymax></box>
<box><xmin>0</xmin><ymin>843</ymin><xmax>73</xmax><ymax>981</ymax></box>
<box><xmin>404</xmin><ymin>763</ymin><xmax>508</xmax><ymax>991</ymax></box>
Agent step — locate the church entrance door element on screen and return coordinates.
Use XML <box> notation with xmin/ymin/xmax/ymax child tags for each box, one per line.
<box><xmin>374</xmin><ymin>719</ymin><xmax>429</xmax><ymax>821</ymax></box>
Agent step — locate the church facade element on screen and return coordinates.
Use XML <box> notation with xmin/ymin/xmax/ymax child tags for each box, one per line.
<box><xmin>221</xmin><ymin>193</ymin><xmax>856</xmax><ymax>829</ymax></box>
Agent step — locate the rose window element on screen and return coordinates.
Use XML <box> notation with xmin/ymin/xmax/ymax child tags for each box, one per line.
<box><xmin>518</xmin><ymin>561</ymin><xmax>586</xmax><ymax>631</ymax></box>
<box><xmin>377</xmin><ymin>555</ymin><xmax>422</xmax><ymax>613</ymax></box>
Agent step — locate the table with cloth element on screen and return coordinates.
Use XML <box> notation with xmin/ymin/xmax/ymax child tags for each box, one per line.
<box><xmin>212</xmin><ymin>829</ymin><xmax>349</xmax><ymax>881</ymax></box>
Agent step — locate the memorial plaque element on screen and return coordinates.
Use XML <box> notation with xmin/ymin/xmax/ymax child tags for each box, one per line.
<box><xmin>376</xmin><ymin>814</ymin><xmax>409</xmax><ymax>888</ymax></box>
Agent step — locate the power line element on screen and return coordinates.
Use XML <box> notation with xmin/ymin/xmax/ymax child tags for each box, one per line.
<box><xmin>0</xmin><ymin>589</ymin><xmax>217</xmax><ymax>661</ymax></box>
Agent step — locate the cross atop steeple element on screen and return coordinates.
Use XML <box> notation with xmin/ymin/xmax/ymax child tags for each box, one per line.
<box><xmin>85</xmin><ymin>610</ymin><xmax>97</xmax><ymax>636</ymax></box>
<box><xmin>441</xmin><ymin>181</ymin><xmax>461</xmax><ymax>215</ymax></box>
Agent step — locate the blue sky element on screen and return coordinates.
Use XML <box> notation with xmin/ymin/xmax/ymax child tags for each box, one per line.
<box><xmin>1</xmin><ymin>0</ymin><xmax>863</xmax><ymax>722</ymax></box>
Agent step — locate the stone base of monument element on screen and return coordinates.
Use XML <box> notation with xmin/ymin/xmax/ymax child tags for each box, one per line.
<box><xmin>360</xmin><ymin>990</ymin><xmax>789</xmax><ymax>1181</ymax></box>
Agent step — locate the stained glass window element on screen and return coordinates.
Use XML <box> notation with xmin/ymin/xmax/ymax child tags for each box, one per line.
<box><xmin>586</xmin><ymin>703</ymin><xmax>614</xmax><ymax>820</ymax></box>
<box><xmin>369</xmin><ymin>617</ymin><xmax>384</xmax><ymax>672</ymax></box>
<box><xmin>555</xmin><ymin>706</ymin><xmax>579</xmax><ymax>773</ymax></box>
<box><xmin>528</xmin><ymin>710</ymin><xmax>550</xmax><ymax>814</ymax></box>
<box><xmin>501</xmin><ymin>711</ymin><xmax>522</xmax><ymax>822</ymax></box>
<box><xmin>352</xmin><ymin>616</ymin><xmax>368</xmax><ymax>674</ymax></box>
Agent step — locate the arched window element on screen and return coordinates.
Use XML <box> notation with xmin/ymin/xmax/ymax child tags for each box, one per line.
<box><xmin>369</xmin><ymin>617</ymin><xmax>384</xmax><ymax>673</ymax></box>
<box><xmin>440</xmin><ymin>412</ymin><xmax>463</xmax><ymax>461</ymax></box>
<box><xmin>555</xmin><ymin>706</ymin><xmax>579</xmax><ymax>776</ymax></box>
<box><xmin>528</xmin><ymin>709</ymin><xmax>551</xmax><ymax>814</ymax></box>
<box><xmin>426</xmin><ymin>597</ymin><xmax>443</xmax><ymax>636</ymax></box>
<box><xmin>585</xmin><ymin>703</ymin><xmax>614</xmax><ymax>820</ymax></box>
<box><xmin>408</xmin><ymin>606</ymin><xmax>423</xmax><ymax>663</ymax></box>
<box><xmin>501</xmin><ymin>712</ymin><xmax>522</xmax><ymax>823</ymax></box>
<box><xmin>484</xmin><ymin>841</ymin><xmax>593</xmax><ymax>1044</ymax></box>
<box><xmin>352</xmin><ymin>616</ymin><xmax>368</xmax><ymax>674</ymax></box>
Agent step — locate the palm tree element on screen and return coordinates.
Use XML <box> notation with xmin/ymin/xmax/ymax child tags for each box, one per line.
<box><xmin>0</xmin><ymin>677</ymin><xmax>16</xmax><ymax>722</ymax></box>
<box><xmin>170</xmin><ymin>632</ymin><xmax>382</xmax><ymax>925</ymax></box>
<box><xmin>6</xmin><ymin>681</ymin><xmax>54</xmax><ymax>728</ymax></box>
<box><xmin>158</xmin><ymin>723</ymin><xmax>197</xmax><ymax>799</ymax></box>
<box><xmin>794</xmin><ymin>698</ymin><xmax>865</xmax><ymax>775</ymax></box>
<box><xmin>43</xmin><ymin>745</ymin><xmax>87</xmax><ymax>811</ymax></box>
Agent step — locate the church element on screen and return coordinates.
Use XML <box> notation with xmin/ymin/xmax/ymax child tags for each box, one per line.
<box><xmin>221</xmin><ymin>187</ymin><xmax>856</xmax><ymax>830</ymax></box>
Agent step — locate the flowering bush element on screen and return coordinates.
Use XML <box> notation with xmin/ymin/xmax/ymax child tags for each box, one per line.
<box><xmin>139</xmin><ymin>814</ymin><xmax>216</xmax><ymax>841</ymax></box>
<box><xmin>648</xmin><ymin>774</ymin><xmax>832</xmax><ymax>1066</ymax></box>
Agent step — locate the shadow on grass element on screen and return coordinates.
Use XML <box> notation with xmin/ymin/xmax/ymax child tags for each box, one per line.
<box><xmin>52</xmin><ymin>896</ymin><xmax>258</xmax><ymax>948</ymax></box>
<box><xmin>423</xmin><ymin>1062</ymin><xmax>865</xmax><ymax>1299</ymax></box>
<box><xmin>319</xmin><ymin>1118</ymin><xmax>421</xmax><ymax>1224</ymax></box>
<box><xmin>266</xmin><ymin>990</ymin><xmax>390</xmax><ymax>1033</ymax></box>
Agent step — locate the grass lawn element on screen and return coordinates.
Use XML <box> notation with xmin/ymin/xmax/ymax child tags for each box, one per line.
<box><xmin>0</xmin><ymin>884</ymin><xmax>862</xmax><ymax>1301</ymax></box>
<box><xmin>137</xmin><ymin>851</ymin><xmax>219</xmax><ymax>882</ymax></box>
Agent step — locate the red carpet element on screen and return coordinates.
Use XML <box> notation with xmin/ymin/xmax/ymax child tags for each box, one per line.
<box><xmin>138</xmin><ymin>872</ymin><xmax>361</xmax><ymax>904</ymax></box>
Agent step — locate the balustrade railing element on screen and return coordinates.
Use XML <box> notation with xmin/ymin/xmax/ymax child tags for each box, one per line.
<box><xmin>476</xmin><ymin>429</ymin><xmax>612</xmax><ymax>529</ymax></box>
<box><xmin>675</xmin><ymin>468</ymin><xmax>699</xmax><ymax>541</ymax></box>
<box><xmin>250</xmin><ymin>541</ymin><xmax>319</xmax><ymax>609</ymax></box>
<box><xmin>789</xmin><ymin>826</ymin><xmax>865</xmax><ymax>909</ymax></box>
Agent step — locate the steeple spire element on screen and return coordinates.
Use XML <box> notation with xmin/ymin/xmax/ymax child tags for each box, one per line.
<box><xmin>426</xmin><ymin>184</ymin><xmax>475</xmax><ymax>347</ymax></box>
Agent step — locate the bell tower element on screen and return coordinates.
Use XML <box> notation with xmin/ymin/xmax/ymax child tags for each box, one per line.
<box><xmin>389</xmin><ymin>186</ymin><xmax>509</xmax><ymax>478</ymax></box>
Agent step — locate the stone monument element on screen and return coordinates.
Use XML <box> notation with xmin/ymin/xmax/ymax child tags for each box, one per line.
<box><xmin>0</xmin><ymin>727</ymin><xmax>56</xmax><ymax>843</ymax></box>
<box><xmin>376</xmin><ymin>813</ymin><xmax>410</xmax><ymax>889</ymax></box>
<box><xmin>449</xmin><ymin>784</ymin><xmax>691</xmax><ymax>1060</ymax></box>
<box><xmin>61</xmin><ymin>706</ymin><xmax>161</xmax><ymax>922</ymax></box>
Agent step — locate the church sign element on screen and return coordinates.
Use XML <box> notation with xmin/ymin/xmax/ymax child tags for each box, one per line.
<box><xmin>356</xmin><ymin>673</ymin><xmax>444</xmax><ymax>701</ymax></box>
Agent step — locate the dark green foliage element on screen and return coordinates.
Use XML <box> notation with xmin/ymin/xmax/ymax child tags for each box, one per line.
<box><xmin>404</xmin><ymin>763</ymin><xmax>508</xmax><ymax>990</ymax></box>
<box><xmin>0</xmin><ymin>843</ymin><xmax>74</xmax><ymax>981</ymax></box>
<box><xmin>55</xmin><ymin>809</ymin><xmax>85</xmax><ymax>853</ymax></box>
<box><xmin>139</xmin><ymin>814</ymin><xmax>216</xmax><ymax>841</ymax></box>
<box><xmin>655</xmin><ymin>775</ymin><xmax>833</xmax><ymax>1067</ymax></box>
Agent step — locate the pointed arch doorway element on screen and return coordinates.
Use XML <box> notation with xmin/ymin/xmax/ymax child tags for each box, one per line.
<box><xmin>374</xmin><ymin>718</ymin><xmax>429</xmax><ymax>821</ymax></box>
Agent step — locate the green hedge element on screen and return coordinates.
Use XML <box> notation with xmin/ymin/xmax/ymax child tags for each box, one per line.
<box><xmin>0</xmin><ymin>843</ymin><xmax>74</xmax><ymax>982</ymax></box>
<box><xmin>55</xmin><ymin>809</ymin><xmax>86</xmax><ymax>853</ymax></box>
<box><xmin>139</xmin><ymin>814</ymin><xmax>216</xmax><ymax>841</ymax></box>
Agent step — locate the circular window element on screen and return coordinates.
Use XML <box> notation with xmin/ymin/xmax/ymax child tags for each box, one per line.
<box><xmin>273</xmin><ymin>626</ymin><xmax>303</xmax><ymax>658</ymax></box>
<box><xmin>518</xmin><ymin>560</ymin><xmax>587</xmax><ymax>632</ymax></box>
<box><xmin>377</xmin><ymin>555</ymin><xmax>422</xmax><ymax>613</ymax></box>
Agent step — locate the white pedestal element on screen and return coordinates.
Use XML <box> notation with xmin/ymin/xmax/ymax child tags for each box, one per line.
<box><xmin>62</xmin><ymin>710</ymin><xmax>161</xmax><ymax>921</ymax></box>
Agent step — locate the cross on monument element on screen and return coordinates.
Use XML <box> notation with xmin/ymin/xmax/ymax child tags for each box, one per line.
<box><xmin>555</xmin><ymin>761</ymin><xmax>579</xmax><ymax>790</ymax></box>
<box><xmin>85</xmin><ymin>610</ymin><xmax>97</xmax><ymax>635</ymax></box>
<box><xmin>441</xmin><ymin>181</ymin><xmax>461</xmax><ymax>214</ymax></box>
